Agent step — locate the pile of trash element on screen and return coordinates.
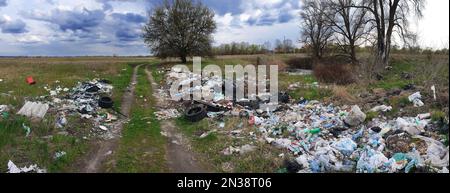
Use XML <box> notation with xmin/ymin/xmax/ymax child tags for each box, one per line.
<box><xmin>15</xmin><ymin>79</ymin><xmax>120</xmax><ymax>138</ymax></box>
<box><xmin>7</xmin><ymin>160</ymin><xmax>46</xmax><ymax>173</ymax></box>
<box><xmin>259</xmin><ymin>102</ymin><xmax>448</xmax><ymax>173</ymax></box>
<box><xmin>158</xmin><ymin>68</ymin><xmax>449</xmax><ymax>173</ymax></box>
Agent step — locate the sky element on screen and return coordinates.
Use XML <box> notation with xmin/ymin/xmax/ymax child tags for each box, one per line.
<box><xmin>0</xmin><ymin>0</ymin><xmax>448</xmax><ymax>56</ymax></box>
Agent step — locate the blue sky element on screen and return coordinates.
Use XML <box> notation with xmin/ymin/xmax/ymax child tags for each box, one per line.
<box><xmin>0</xmin><ymin>0</ymin><xmax>448</xmax><ymax>56</ymax></box>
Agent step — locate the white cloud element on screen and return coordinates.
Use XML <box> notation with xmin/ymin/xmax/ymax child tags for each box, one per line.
<box><xmin>0</xmin><ymin>0</ymin><xmax>448</xmax><ymax>56</ymax></box>
<box><xmin>17</xmin><ymin>35</ymin><xmax>47</xmax><ymax>44</ymax></box>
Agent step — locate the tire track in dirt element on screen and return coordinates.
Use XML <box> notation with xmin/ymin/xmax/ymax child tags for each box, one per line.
<box><xmin>79</xmin><ymin>64</ymin><xmax>141</xmax><ymax>173</ymax></box>
<box><xmin>145</xmin><ymin>65</ymin><xmax>208</xmax><ymax>173</ymax></box>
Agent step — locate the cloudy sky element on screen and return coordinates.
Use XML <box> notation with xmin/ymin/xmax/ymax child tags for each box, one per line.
<box><xmin>0</xmin><ymin>0</ymin><xmax>448</xmax><ymax>56</ymax></box>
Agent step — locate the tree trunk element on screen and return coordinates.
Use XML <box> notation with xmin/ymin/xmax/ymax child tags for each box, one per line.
<box><xmin>349</xmin><ymin>39</ymin><xmax>357</xmax><ymax>63</ymax></box>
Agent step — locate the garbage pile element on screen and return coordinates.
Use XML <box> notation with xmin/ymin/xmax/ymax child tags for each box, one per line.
<box><xmin>7</xmin><ymin>160</ymin><xmax>46</xmax><ymax>173</ymax></box>
<box><xmin>53</xmin><ymin>79</ymin><xmax>119</xmax><ymax>138</ymax></box>
<box><xmin>158</xmin><ymin>68</ymin><xmax>449</xmax><ymax>173</ymax></box>
<box><xmin>15</xmin><ymin>79</ymin><xmax>120</xmax><ymax>138</ymax></box>
<box><xmin>54</xmin><ymin>79</ymin><xmax>113</xmax><ymax>115</ymax></box>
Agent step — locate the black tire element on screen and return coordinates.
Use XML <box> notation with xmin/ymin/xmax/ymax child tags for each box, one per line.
<box><xmin>185</xmin><ymin>104</ymin><xmax>207</xmax><ymax>122</ymax></box>
<box><xmin>279</xmin><ymin>92</ymin><xmax>290</xmax><ymax>103</ymax></box>
<box><xmin>99</xmin><ymin>97</ymin><xmax>114</xmax><ymax>109</ymax></box>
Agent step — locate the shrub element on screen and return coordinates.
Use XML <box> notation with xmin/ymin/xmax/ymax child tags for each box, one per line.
<box><xmin>256</xmin><ymin>56</ymin><xmax>288</xmax><ymax>72</ymax></box>
<box><xmin>285</xmin><ymin>57</ymin><xmax>314</xmax><ymax>70</ymax></box>
<box><xmin>313</xmin><ymin>63</ymin><xmax>356</xmax><ymax>85</ymax></box>
<box><xmin>431</xmin><ymin>110</ymin><xmax>446</xmax><ymax>122</ymax></box>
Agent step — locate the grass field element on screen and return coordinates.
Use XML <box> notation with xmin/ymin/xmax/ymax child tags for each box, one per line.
<box><xmin>0</xmin><ymin>57</ymin><xmax>151</xmax><ymax>172</ymax></box>
<box><xmin>0</xmin><ymin>53</ymin><xmax>448</xmax><ymax>172</ymax></box>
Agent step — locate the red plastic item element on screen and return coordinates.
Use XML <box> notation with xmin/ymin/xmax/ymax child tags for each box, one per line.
<box><xmin>248</xmin><ymin>115</ymin><xmax>255</xmax><ymax>126</ymax></box>
<box><xmin>26</xmin><ymin>76</ymin><xmax>36</xmax><ymax>85</ymax></box>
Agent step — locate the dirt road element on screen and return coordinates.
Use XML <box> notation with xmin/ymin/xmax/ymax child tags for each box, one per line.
<box><xmin>145</xmin><ymin>65</ymin><xmax>208</xmax><ymax>173</ymax></box>
<box><xmin>80</xmin><ymin>64</ymin><xmax>141</xmax><ymax>173</ymax></box>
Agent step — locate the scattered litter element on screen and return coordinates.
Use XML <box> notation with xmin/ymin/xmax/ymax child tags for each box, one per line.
<box><xmin>17</xmin><ymin>101</ymin><xmax>49</xmax><ymax>119</ymax></box>
<box><xmin>417</xmin><ymin>113</ymin><xmax>431</xmax><ymax>120</ymax></box>
<box><xmin>332</xmin><ymin>138</ymin><xmax>357</xmax><ymax>156</ymax></box>
<box><xmin>26</xmin><ymin>76</ymin><xmax>36</xmax><ymax>85</ymax></box>
<box><xmin>160</xmin><ymin>131</ymin><xmax>169</xmax><ymax>137</ymax></box>
<box><xmin>55</xmin><ymin>114</ymin><xmax>68</xmax><ymax>128</ymax></box>
<box><xmin>7</xmin><ymin>160</ymin><xmax>46</xmax><ymax>173</ymax></box>
<box><xmin>1</xmin><ymin>111</ymin><xmax>9</xmax><ymax>119</ymax></box>
<box><xmin>54</xmin><ymin>151</ymin><xmax>67</xmax><ymax>159</ymax></box>
<box><xmin>155</xmin><ymin>109</ymin><xmax>180</xmax><ymax>120</ymax></box>
<box><xmin>370</xmin><ymin>105</ymin><xmax>393</xmax><ymax>112</ymax></box>
<box><xmin>288</xmin><ymin>69</ymin><xmax>313</xmax><ymax>76</ymax></box>
<box><xmin>222</xmin><ymin>144</ymin><xmax>256</xmax><ymax>155</ymax></box>
<box><xmin>408</xmin><ymin>92</ymin><xmax>424</xmax><ymax>107</ymax></box>
<box><xmin>240</xmin><ymin>144</ymin><xmax>257</xmax><ymax>155</ymax></box>
<box><xmin>396</xmin><ymin>117</ymin><xmax>425</xmax><ymax>135</ymax></box>
<box><xmin>152</xmin><ymin>65</ymin><xmax>450</xmax><ymax>173</ymax></box>
<box><xmin>0</xmin><ymin>105</ymin><xmax>8</xmax><ymax>112</ymax></box>
<box><xmin>431</xmin><ymin>85</ymin><xmax>437</xmax><ymax>101</ymax></box>
<box><xmin>105</xmin><ymin>150</ymin><xmax>113</xmax><ymax>156</ymax></box>
<box><xmin>22</xmin><ymin>123</ymin><xmax>31</xmax><ymax>137</ymax></box>
<box><xmin>99</xmin><ymin>125</ymin><xmax>108</xmax><ymax>131</ymax></box>
<box><xmin>413</xmin><ymin>135</ymin><xmax>449</xmax><ymax>168</ymax></box>
<box><xmin>344</xmin><ymin>105</ymin><xmax>366</xmax><ymax>126</ymax></box>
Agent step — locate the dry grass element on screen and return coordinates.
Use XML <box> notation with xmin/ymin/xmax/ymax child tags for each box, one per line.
<box><xmin>332</xmin><ymin>86</ymin><xmax>360</xmax><ymax>104</ymax></box>
<box><xmin>313</xmin><ymin>63</ymin><xmax>356</xmax><ymax>85</ymax></box>
<box><xmin>285</xmin><ymin>57</ymin><xmax>314</xmax><ymax>70</ymax></box>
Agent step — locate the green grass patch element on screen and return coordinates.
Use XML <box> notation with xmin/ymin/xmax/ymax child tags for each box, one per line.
<box><xmin>389</xmin><ymin>96</ymin><xmax>412</xmax><ymax>108</ymax></box>
<box><xmin>0</xmin><ymin>115</ymin><xmax>88</xmax><ymax>172</ymax></box>
<box><xmin>289</xmin><ymin>87</ymin><xmax>332</xmax><ymax>101</ymax></box>
<box><xmin>109</xmin><ymin>63</ymin><xmax>168</xmax><ymax>173</ymax></box>
<box><xmin>365</xmin><ymin>111</ymin><xmax>379</xmax><ymax>122</ymax></box>
<box><xmin>175</xmin><ymin>116</ymin><xmax>284</xmax><ymax>173</ymax></box>
<box><xmin>431</xmin><ymin>110</ymin><xmax>447</xmax><ymax>122</ymax></box>
<box><xmin>0</xmin><ymin>58</ymin><xmax>135</xmax><ymax>172</ymax></box>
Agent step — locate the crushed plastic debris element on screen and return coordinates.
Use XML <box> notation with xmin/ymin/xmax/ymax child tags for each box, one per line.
<box><xmin>14</xmin><ymin>79</ymin><xmax>121</xmax><ymax>139</ymax></box>
<box><xmin>17</xmin><ymin>101</ymin><xmax>49</xmax><ymax>119</ymax></box>
<box><xmin>54</xmin><ymin>151</ymin><xmax>67</xmax><ymax>159</ymax></box>
<box><xmin>0</xmin><ymin>105</ymin><xmax>9</xmax><ymax>119</ymax></box>
<box><xmin>22</xmin><ymin>123</ymin><xmax>31</xmax><ymax>137</ymax></box>
<box><xmin>7</xmin><ymin>160</ymin><xmax>46</xmax><ymax>173</ymax></box>
<box><xmin>156</xmin><ymin>68</ymin><xmax>449</xmax><ymax>173</ymax></box>
<box><xmin>344</xmin><ymin>105</ymin><xmax>366</xmax><ymax>126</ymax></box>
<box><xmin>0</xmin><ymin>105</ymin><xmax>9</xmax><ymax>112</ymax></box>
<box><xmin>408</xmin><ymin>92</ymin><xmax>424</xmax><ymax>107</ymax></box>
<box><xmin>55</xmin><ymin>114</ymin><xmax>68</xmax><ymax>129</ymax></box>
<box><xmin>396</xmin><ymin>117</ymin><xmax>426</xmax><ymax>135</ymax></box>
<box><xmin>99</xmin><ymin>125</ymin><xmax>109</xmax><ymax>131</ymax></box>
<box><xmin>332</xmin><ymin>138</ymin><xmax>357</xmax><ymax>156</ymax></box>
<box><xmin>222</xmin><ymin>144</ymin><xmax>257</xmax><ymax>155</ymax></box>
<box><xmin>370</xmin><ymin>105</ymin><xmax>393</xmax><ymax>112</ymax></box>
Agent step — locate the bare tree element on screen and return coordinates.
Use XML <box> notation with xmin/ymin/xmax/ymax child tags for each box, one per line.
<box><xmin>300</xmin><ymin>0</ymin><xmax>334</xmax><ymax>59</ymax></box>
<box><xmin>143</xmin><ymin>0</ymin><xmax>216</xmax><ymax>63</ymax></box>
<box><xmin>351</xmin><ymin>0</ymin><xmax>425</xmax><ymax>69</ymax></box>
<box><xmin>326</xmin><ymin>0</ymin><xmax>370</xmax><ymax>63</ymax></box>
